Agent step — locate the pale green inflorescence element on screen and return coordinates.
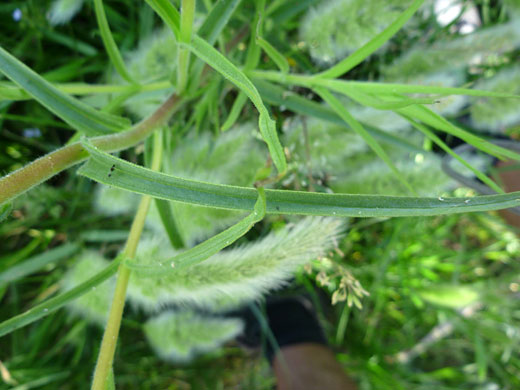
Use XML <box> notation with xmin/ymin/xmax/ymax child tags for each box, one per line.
<box><xmin>127</xmin><ymin>217</ymin><xmax>345</xmax><ymax>311</ymax></box>
<box><xmin>48</xmin><ymin>0</ymin><xmax>85</xmax><ymax>25</ymax></box>
<box><xmin>144</xmin><ymin>310</ymin><xmax>244</xmax><ymax>363</ymax></box>
<box><xmin>62</xmin><ymin>251</ymin><xmax>115</xmax><ymax>325</ymax></box>
<box><xmin>299</xmin><ymin>0</ymin><xmax>414</xmax><ymax>65</ymax></box>
<box><xmin>469</xmin><ymin>65</ymin><xmax>520</xmax><ymax>134</ymax></box>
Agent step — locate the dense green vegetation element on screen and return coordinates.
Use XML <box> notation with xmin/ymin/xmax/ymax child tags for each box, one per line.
<box><xmin>1</xmin><ymin>0</ymin><xmax>519</xmax><ymax>389</ymax></box>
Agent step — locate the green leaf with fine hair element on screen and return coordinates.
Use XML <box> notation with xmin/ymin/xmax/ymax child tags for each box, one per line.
<box><xmin>186</xmin><ymin>36</ymin><xmax>287</xmax><ymax>174</ymax></box>
<box><xmin>125</xmin><ymin>188</ymin><xmax>266</xmax><ymax>274</ymax></box>
<box><xmin>0</xmin><ymin>243</ymin><xmax>79</xmax><ymax>288</ymax></box>
<box><xmin>144</xmin><ymin>0</ymin><xmax>181</xmax><ymax>39</ymax></box>
<box><xmin>93</xmin><ymin>0</ymin><xmax>135</xmax><ymax>83</ymax></box>
<box><xmin>317</xmin><ymin>0</ymin><xmax>424</xmax><ymax>79</ymax></box>
<box><xmin>77</xmin><ymin>140</ymin><xmax>520</xmax><ymax>217</ymax></box>
<box><xmin>315</xmin><ymin>87</ymin><xmax>416</xmax><ymax>195</ymax></box>
<box><xmin>256</xmin><ymin>37</ymin><xmax>289</xmax><ymax>73</ymax></box>
<box><xmin>144</xmin><ymin>310</ymin><xmax>243</xmax><ymax>362</ymax></box>
<box><xmin>0</xmin><ymin>254</ymin><xmax>123</xmax><ymax>337</ymax></box>
<box><xmin>0</xmin><ymin>46</ymin><xmax>130</xmax><ymax>135</ymax></box>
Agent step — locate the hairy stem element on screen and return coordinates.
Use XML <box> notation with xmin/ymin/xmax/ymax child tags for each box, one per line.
<box><xmin>0</xmin><ymin>93</ymin><xmax>180</xmax><ymax>205</ymax></box>
<box><xmin>90</xmin><ymin>131</ymin><xmax>163</xmax><ymax>390</ymax></box>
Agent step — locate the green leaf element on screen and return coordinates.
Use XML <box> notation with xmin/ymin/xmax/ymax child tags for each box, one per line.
<box><xmin>197</xmin><ymin>0</ymin><xmax>242</xmax><ymax>44</ymax></box>
<box><xmin>77</xmin><ymin>141</ymin><xmax>520</xmax><ymax>217</ymax></box>
<box><xmin>256</xmin><ymin>37</ymin><xmax>289</xmax><ymax>73</ymax></box>
<box><xmin>0</xmin><ymin>243</ymin><xmax>79</xmax><ymax>288</ymax></box>
<box><xmin>417</xmin><ymin>285</ymin><xmax>479</xmax><ymax>309</ymax></box>
<box><xmin>186</xmin><ymin>36</ymin><xmax>287</xmax><ymax>174</ymax></box>
<box><xmin>93</xmin><ymin>0</ymin><xmax>135</xmax><ymax>83</ymax></box>
<box><xmin>317</xmin><ymin>0</ymin><xmax>425</xmax><ymax>79</ymax></box>
<box><xmin>221</xmin><ymin>91</ymin><xmax>248</xmax><ymax>131</ymax></box>
<box><xmin>144</xmin><ymin>0</ymin><xmax>181</xmax><ymax>39</ymax></box>
<box><xmin>154</xmin><ymin>199</ymin><xmax>185</xmax><ymax>249</ymax></box>
<box><xmin>399</xmin><ymin>105</ymin><xmax>520</xmax><ymax>161</ymax></box>
<box><xmin>0</xmin><ymin>255</ymin><xmax>123</xmax><ymax>337</ymax></box>
<box><xmin>125</xmin><ymin>188</ymin><xmax>266</xmax><ymax>274</ymax></box>
<box><xmin>0</xmin><ymin>203</ymin><xmax>11</xmax><ymax>223</ymax></box>
<box><xmin>403</xmin><ymin>116</ymin><xmax>504</xmax><ymax>194</ymax></box>
<box><xmin>0</xmin><ymin>46</ymin><xmax>130</xmax><ymax>135</ymax></box>
<box><xmin>316</xmin><ymin>87</ymin><xmax>416</xmax><ymax>195</ymax></box>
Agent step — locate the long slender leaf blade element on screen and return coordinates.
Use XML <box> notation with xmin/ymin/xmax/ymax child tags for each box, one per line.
<box><xmin>197</xmin><ymin>0</ymin><xmax>241</xmax><ymax>44</ymax></box>
<box><xmin>93</xmin><ymin>0</ymin><xmax>135</xmax><ymax>83</ymax></box>
<box><xmin>144</xmin><ymin>0</ymin><xmax>181</xmax><ymax>39</ymax></box>
<box><xmin>77</xmin><ymin>141</ymin><xmax>520</xmax><ymax>217</ymax></box>
<box><xmin>187</xmin><ymin>36</ymin><xmax>287</xmax><ymax>174</ymax></box>
<box><xmin>256</xmin><ymin>37</ymin><xmax>289</xmax><ymax>73</ymax></box>
<box><xmin>0</xmin><ymin>46</ymin><xmax>130</xmax><ymax>135</ymax></box>
<box><xmin>399</xmin><ymin>105</ymin><xmax>520</xmax><ymax>161</ymax></box>
<box><xmin>0</xmin><ymin>255</ymin><xmax>122</xmax><ymax>337</ymax></box>
<box><xmin>221</xmin><ymin>91</ymin><xmax>248</xmax><ymax>131</ymax></box>
<box><xmin>403</xmin><ymin>116</ymin><xmax>504</xmax><ymax>194</ymax></box>
<box><xmin>126</xmin><ymin>188</ymin><xmax>266</xmax><ymax>274</ymax></box>
<box><xmin>316</xmin><ymin>87</ymin><xmax>416</xmax><ymax>195</ymax></box>
<box><xmin>0</xmin><ymin>243</ymin><xmax>79</xmax><ymax>287</ymax></box>
<box><xmin>0</xmin><ymin>203</ymin><xmax>11</xmax><ymax>223</ymax></box>
<box><xmin>317</xmin><ymin>0</ymin><xmax>425</xmax><ymax>79</ymax></box>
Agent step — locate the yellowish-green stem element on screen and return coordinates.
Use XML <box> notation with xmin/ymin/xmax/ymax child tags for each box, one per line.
<box><xmin>176</xmin><ymin>0</ymin><xmax>196</xmax><ymax>93</ymax></box>
<box><xmin>90</xmin><ymin>130</ymin><xmax>163</xmax><ymax>390</ymax></box>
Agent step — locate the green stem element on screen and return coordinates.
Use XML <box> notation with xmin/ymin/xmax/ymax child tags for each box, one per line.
<box><xmin>176</xmin><ymin>0</ymin><xmax>196</xmax><ymax>93</ymax></box>
<box><xmin>0</xmin><ymin>93</ymin><xmax>180</xmax><ymax>205</ymax></box>
<box><xmin>90</xmin><ymin>131</ymin><xmax>163</xmax><ymax>390</ymax></box>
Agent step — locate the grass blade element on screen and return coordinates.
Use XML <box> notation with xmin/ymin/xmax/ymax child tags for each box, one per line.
<box><xmin>93</xmin><ymin>0</ymin><xmax>135</xmax><ymax>83</ymax></box>
<box><xmin>0</xmin><ymin>46</ymin><xmax>130</xmax><ymax>135</ymax></box>
<box><xmin>77</xmin><ymin>141</ymin><xmax>520</xmax><ymax>217</ymax></box>
<box><xmin>155</xmin><ymin>199</ymin><xmax>185</xmax><ymax>249</ymax></box>
<box><xmin>317</xmin><ymin>0</ymin><xmax>424</xmax><ymax>79</ymax></box>
<box><xmin>316</xmin><ymin>87</ymin><xmax>416</xmax><ymax>195</ymax></box>
<box><xmin>256</xmin><ymin>37</ymin><xmax>289</xmax><ymax>73</ymax></box>
<box><xmin>197</xmin><ymin>0</ymin><xmax>242</xmax><ymax>44</ymax></box>
<box><xmin>402</xmin><ymin>116</ymin><xmax>504</xmax><ymax>194</ymax></box>
<box><xmin>399</xmin><ymin>105</ymin><xmax>520</xmax><ymax>161</ymax></box>
<box><xmin>144</xmin><ymin>0</ymin><xmax>181</xmax><ymax>39</ymax></box>
<box><xmin>0</xmin><ymin>255</ymin><xmax>122</xmax><ymax>337</ymax></box>
<box><xmin>0</xmin><ymin>203</ymin><xmax>11</xmax><ymax>223</ymax></box>
<box><xmin>221</xmin><ymin>91</ymin><xmax>248</xmax><ymax>131</ymax></box>
<box><xmin>0</xmin><ymin>243</ymin><xmax>79</xmax><ymax>288</ymax></box>
<box><xmin>125</xmin><ymin>188</ymin><xmax>266</xmax><ymax>274</ymax></box>
<box><xmin>186</xmin><ymin>36</ymin><xmax>287</xmax><ymax>174</ymax></box>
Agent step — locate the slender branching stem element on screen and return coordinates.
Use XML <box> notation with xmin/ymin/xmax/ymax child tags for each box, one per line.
<box><xmin>176</xmin><ymin>0</ymin><xmax>196</xmax><ymax>93</ymax></box>
<box><xmin>0</xmin><ymin>93</ymin><xmax>180</xmax><ymax>205</ymax></box>
<box><xmin>91</xmin><ymin>131</ymin><xmax>163</xmax><ymax>390</ymax></box>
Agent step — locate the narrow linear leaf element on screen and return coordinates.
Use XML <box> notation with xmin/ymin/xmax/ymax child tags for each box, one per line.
<box><xmin>0</xmin><ymin>255</ymin><xmax>122</xmax><ymax>337</ymax></box>
<box><xmin>254</xmin><ymin>79</ymin><xmax>424</xmax><ymax>153</ymax></box>
<box><xmin>93</xmin><ymin>0</ymin><xmax>135</xmax><ymax>83</ymax></box>
<box><xmin>186</xmin><ymin>36</ymin><xmax>287</xmax><ymax>174</ymax></box>
<box><xmin>403</xmin><ymin>116</ymin><xmax>504</xmax><ymax>194</ymax></box>
<box><xmin>316</xmin><ymin>87</ymin><xmax>416</xmax><ymax>195</ymax></box>
<box><xmin>197</xmin><ymin>0</ymin><xmax>242</xmax><ymax>44</ymax></box>
<box><xmin>221</xmin><ymin>91</ymin><xmax>248</xmax><ymax>131</ymax></box>
<box><xmin>155</xmin><ymin>199</ymin><xmax>185</xmax><ymax>249</ymax></box>
<box><xmin>256</xmin><ymin>36</ymin><xmax>289</xmax><ymax>73</ymax></box>
<box><xmin>0</xmin><ymin>203</ymin><xmax>11</xmax><ymax>223</ymax></box>
<box><xmin>317</xmin><ymin>0</ymin><xmax>425</xmax><ymax>79</ymax></box>
<box><xmin>399</xmin><ymin>105</ymin><xmax>520</xmax><ymax>161</ymax></box>
<box><xmin>0</xmin><ymin>243</ymin><xmax>79</xmax><ymax>288</ymax></box>
<box><xmin>125</xmin><ymin>188</ymin><xmax>266</xmax><ymax>274</ymax></box>
<box><xmin>144</xmin><ymin>0</ymin><xmax>181</xmax><ymax>39</ymax></box>
<box><xmin>77</xmin><ymin>141</ymin><xmax>520</xmax><ymax>217</ymax></box>
<box><xmin>0</xmin><ymin>46</ymin><xmax>130</xmax><ymax>135</ymax></box>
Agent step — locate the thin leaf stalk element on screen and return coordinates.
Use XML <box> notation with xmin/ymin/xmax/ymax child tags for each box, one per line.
<box><xmin>0</xmin><ymin>93</ymin><xmax>180</xmax><ymax>205</ymax></box>
<box><xmin>91</xmin><ymin>131</ymin><xmax>163</xmax><ymax>390</ymax></box>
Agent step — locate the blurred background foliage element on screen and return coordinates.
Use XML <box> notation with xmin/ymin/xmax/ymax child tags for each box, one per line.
<box><xmin>1</xmin><ymin>0</ymin><xmax>520</xmax><ymax>389</ymax></box>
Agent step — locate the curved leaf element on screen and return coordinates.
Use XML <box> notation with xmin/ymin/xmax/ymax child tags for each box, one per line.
<box><xmin>77</xmin><ymin>141</ymin><xmax>520</xmax><ymax>217</ymax></box>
